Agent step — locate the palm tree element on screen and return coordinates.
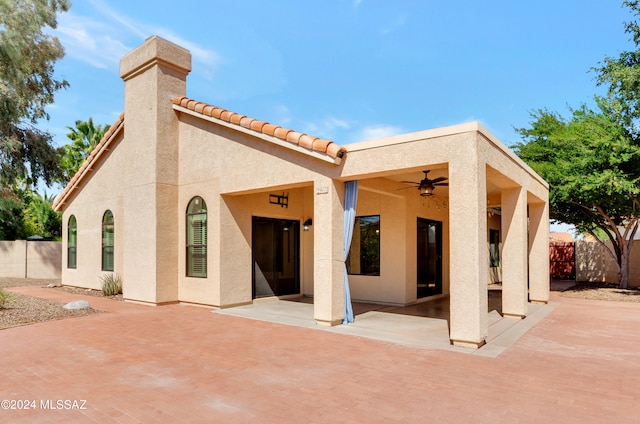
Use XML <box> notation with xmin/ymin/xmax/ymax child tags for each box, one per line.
<box><xmin>22</xmin><ymin>191</ymin><xmax>61</xmax><ymax>239</ymax></box>
<box><xmin>59</xmin><ymin>118</ymin><xmax>110</xmax><ymax>184</ymax></box>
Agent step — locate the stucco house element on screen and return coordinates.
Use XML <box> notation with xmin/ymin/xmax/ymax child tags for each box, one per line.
<box><xmin>53</xmin><ymin>36</ymin><xmax>549</xmax><ymax>348</ymax></box>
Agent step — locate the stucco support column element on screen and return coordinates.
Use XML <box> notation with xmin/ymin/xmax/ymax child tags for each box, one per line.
<box><xmin>501</xmin><ymin>187</ymin><xmax>529</xmax><ymax>318</ymax></box>
<box><xmin>313</xmin><ymin>178</ymin><xmax>345</xmax><ymax>326</ymax></box>
<box><xmin>528</xmin><ymin>200</ymin><xmax>550</xmax><ymax>303</ymax></box>
<box><xmin>449</xmin><ymin>156</ymin><xmax>488</xmax><ymax>348</ymax></box>
<box><xmin>219</xmin><ymin>196</ymin><xmax>253</xmax><ymax>307</ymax></box>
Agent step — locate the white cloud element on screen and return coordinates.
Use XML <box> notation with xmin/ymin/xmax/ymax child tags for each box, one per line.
<box><xmin>302</xmin><ymin>116</ymin><xmax>351</xmax><ymax>140</ymax></box>
<box><xmin>89</xmin><ymin>0</ymin><xmax>146</xmax><ymax>39</ymax></box>
<box><xmin>300</xmin><ymin>118</ymin><xmax>403</xmax><ymax>143</ymax></box>
<box><xmin>55</xmin><ymin>12</ymin><xmax>130</xmax><ymax>69</ymax></box>
<box><xmin>54</xmin><ymin>1</ymin><xmax>221</xmax><ymax>71</ymax></box>
<box><xmin>139</xmin><ymin>26</ymin><xmax>222</xmax><ymax>69</ymax></box>
<box><xmin>323</xmin><ymin>116</ymin><xmax>350</xmax><ymax>130</ymax></box>
<box><xmin>356</xmin><ymin>124</ymin><xmax>404</xmax><ymax>141</ymax></box>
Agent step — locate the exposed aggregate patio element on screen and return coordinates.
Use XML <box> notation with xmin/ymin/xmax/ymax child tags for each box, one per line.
<box><xmin>1</xmin><ymin>284</ymin><xmax>639</xmax><ymax>423</ymax></box>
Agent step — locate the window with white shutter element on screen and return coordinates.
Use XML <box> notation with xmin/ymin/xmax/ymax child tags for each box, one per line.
<box><xmin>102</xmin><ymin>210</ymin><xmax>114</xmax><ymax>271</ymax></box>
<box><xmin>68</xmin><ymin>215</ymin><xmax>77</xmax><ymax>269</ymax></box>
<box><xmin>186</xmin><ymin>197</ymin><xmax>207</xmax><ymax>278</ymax></box>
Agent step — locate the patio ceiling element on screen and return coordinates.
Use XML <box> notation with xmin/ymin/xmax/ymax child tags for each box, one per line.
<box><xmin>379</xmin><ymin>166</ymin><xmax>505</xmax><ymax>208</ymax></box>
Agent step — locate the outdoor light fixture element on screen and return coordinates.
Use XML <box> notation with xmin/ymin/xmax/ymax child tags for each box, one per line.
<box><xmin>303</xmin><ymin>219</ymin><xmax>313</xmax><ymax>231</ymax></box>
<box><xmin>401</xmin><ymin>170</ymin><xmax>447</xmax><ymax>197</ymax></box>
<box><xmin>419</xmin><ymin>184</ymin><xmax>435</xmax><ymax>197</ymax></box>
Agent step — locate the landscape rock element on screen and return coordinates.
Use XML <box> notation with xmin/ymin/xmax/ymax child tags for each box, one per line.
<box><xmin>63</xmin><ymin>300</ymin><xmax>90</xmax><ymax>310</ymax></box>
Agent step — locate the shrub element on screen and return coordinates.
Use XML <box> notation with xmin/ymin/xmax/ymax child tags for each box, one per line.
<box><xmin>100</xmin><ymin>273</ymin><xmax>122</xmax><ymax>296</ymax></box>
<box><xmin>0</xmin><ymin>289</ymin><xmax>13</xmax><ymax>308</ymax></box>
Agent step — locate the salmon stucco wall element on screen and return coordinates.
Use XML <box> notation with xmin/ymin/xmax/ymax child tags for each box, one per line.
<box><xmin>176</xmin><ymin>186</ymin><xmax>313</xmax><ymax>307</ymax></box>
<box><xmin>174</xmin><ymin>111</ymin><xmax>339</xmax><ymax>307</ymax></box>
<box><xmin>60</xmin><ymin>136</ymin><xmax>126</xmax><ymax>291</ymax></box>
<box><xmin>346</xmin><ymin>177</ymin><xmax>449</xmax><ymax>305</ymax></box>
<box><xmin>348</xmin><ymin>182</ymin><xmax>408</xmax><ymax>305</ymax></box>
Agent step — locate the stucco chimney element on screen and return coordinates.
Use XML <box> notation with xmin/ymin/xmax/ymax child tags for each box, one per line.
<box><xmin>120</xmin><ymin>35</ymin><xmax>192</xmax><ymax>82</ymax></box>
<box><xmin>118</xmin><ymin>36</ymin><xmax>191</xmax><ymax>304</ymax></box>
<box><xmin>120</xmin><ymin>35</ymin><xmax>191</xmax><ymax>184</ymax></box>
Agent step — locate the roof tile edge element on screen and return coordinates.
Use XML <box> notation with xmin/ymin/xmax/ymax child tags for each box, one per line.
<box><xmin>52</xmin><ymin>113</ymin><xmax>125</xmax><ymax>211</ymax></box>
<box><xmin>171</xmin><ymin>96</ymin><xmax>346</xmax><ymax>160</ymax></box>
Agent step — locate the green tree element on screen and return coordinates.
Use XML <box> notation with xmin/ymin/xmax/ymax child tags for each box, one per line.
<box><xmin>515</xmin><ymin>106</ymin><xmax>640</xmax><ymax>289</ymax></box>
<box><xmin>516</xmin><ymin>1</ymin><xmax>640</xmax><ymax>289</ymax></box>
<box><xmin>0</xmin><ymin>0</ymin><xmax>70</xmax><ymax>190</ymax></box>
<box><xmin>22</xmin><ymin>191</ymin><xmax>61</xmax><ymax>239</ymax></box>
<box><xmin>59</xmin><ymin>118</ymin><xmax>110</xmax><ymax>183</ymax></box>
<box><xmin>0</xmin><ymin>188</ymin><xmax>25</xmax><ymax>240</ymax></box>
<box><xmin>593</xmin><ymin>1</ymin><xmax>640</xmax><ymax>133</ymax></box>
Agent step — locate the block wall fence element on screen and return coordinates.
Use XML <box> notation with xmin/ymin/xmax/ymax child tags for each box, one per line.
<box><xmin>0</xmin><ymin>241</ymin><xmax>61</xmax><ymax>279</ymax></box>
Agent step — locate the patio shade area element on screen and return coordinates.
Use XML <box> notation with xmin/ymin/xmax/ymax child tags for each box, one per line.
<box><xmin>215</xmin><ymin>293</ymin><xmax>556</xmax><ymax>357</ymax></box>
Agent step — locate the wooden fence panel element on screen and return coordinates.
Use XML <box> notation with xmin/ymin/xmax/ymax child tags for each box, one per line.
<box><xmin>550</xmin><ymin>242</ymin><xmax>575</xmax><ymax>279</ymax></box>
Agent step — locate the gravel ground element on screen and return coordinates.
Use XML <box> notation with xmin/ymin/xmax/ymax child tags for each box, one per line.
<box><xmin>559</xmin><ymin>281</ymin><xmax>640</xmax><ymax>302</ymax></box>
<box><xmin>0</xmin><ymin>278</ymin><xmax>101</xmax><ymax>330</ymax></box>
<box><xmin>0</xmin><ymin>278</ymin><xmax>638</xmax><ymax>330</ymax></box>
<box><xmin>0</xmin><ymin>277</ymin><xmax>60</xmax><ymax>289</ymax></box>
<box><xmin>55</xmin><ymin>285</ymin><xmax>124</xmax><ymax>301</ymax></box>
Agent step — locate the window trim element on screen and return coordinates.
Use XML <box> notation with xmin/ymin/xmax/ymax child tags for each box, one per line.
<box><xmin>347</xmin><ymin>214</ymin><xmax>381</xmax><ymax>276</ymax></box>
<box><xmin>67</xmin><ymin>215</ymin><xmax>77</xmax><ymax>269</ymax></box>
<box><xmin>489</xmin><ymin>228</ymin><xmax>500</xmax><ymax>268</ymax></box>
<box><xmin>186</xmin><ymin>196</ymin><xmax>207</xmax><ymax>278</ymax></box>
<box><xmin>102</xmin><ymin>210</ymin><xmax>114</xmax><ymax>272</ymax></box>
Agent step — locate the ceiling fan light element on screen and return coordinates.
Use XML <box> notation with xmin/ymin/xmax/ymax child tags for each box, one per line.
<box><xmin>420</xmin><ymin>185</ymin><xmax>434</xmax><ymax>196</ymax></box>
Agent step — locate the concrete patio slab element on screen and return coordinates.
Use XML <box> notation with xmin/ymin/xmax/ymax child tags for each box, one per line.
<box><xmin>215</xmin><ymin>298</ymin><xmax>557</xmax><ymax>357</ymax></box>
<box><xmin>216</xmin><ymin>300</ymin><xmax>318</xmax><ymax>328</ymax></box>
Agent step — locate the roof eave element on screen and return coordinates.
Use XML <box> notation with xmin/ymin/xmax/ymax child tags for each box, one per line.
<box><xmin>52</xmin><ymin>114</ymin><xmax>125</xmax><ymax>212</ymax></box>
<box><xmin>172</xmin><ymin>104</ymin><xmax>344</xmax><ymax>165</ymax></box>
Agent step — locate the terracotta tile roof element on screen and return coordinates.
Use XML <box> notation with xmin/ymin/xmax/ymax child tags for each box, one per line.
<box><xmin>172</xmin><ymin>96</ymin><xmax>346</xmax><ymax>160</ymax></box>
<box><xmin>54</xmin><ymin>98</ymin><xmax>346</xmax><ymax>211</ymax></box>
<box><xmin>52</xmin><ymin>113</ymin><xmax>125</xmax><ymax>211</ymax></box>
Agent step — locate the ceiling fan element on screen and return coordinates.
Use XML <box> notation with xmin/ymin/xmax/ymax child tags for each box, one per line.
<box><xmin>401</xmin><ymin>170</ymin><xmax>448</xmax><ymax>196</ymax></box>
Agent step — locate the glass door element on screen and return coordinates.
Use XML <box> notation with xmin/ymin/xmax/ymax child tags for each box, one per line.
<box><xmin>417</xmin><ymin>218</ymin><xmax>442</xmax><ymax>298</ymax></box>
<box><xmin>252</xmin><ymin>217</ymin><xmax>300</xmax><ymax>298</ymax></box>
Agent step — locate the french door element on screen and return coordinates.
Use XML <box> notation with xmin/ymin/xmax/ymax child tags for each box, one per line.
<box><xmin>252</xmin><ymin>217</ymin><xmax>300</xmax><ymax>298</ymax></box>
<box><xmin>417</xmin><ymin>218</ymin><xmax>443</xmax><ymax>298</ymax></box>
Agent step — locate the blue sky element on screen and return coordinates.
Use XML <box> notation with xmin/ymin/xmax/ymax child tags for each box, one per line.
<box><xmin>41</xmin><ymin>1</ymin><xmax>634</xmax><ymax>234</ymax></box>
<box><xmin>44</xmin><ymin>0</ymin><xmax>633</xmax><ymax>148</ymax></box>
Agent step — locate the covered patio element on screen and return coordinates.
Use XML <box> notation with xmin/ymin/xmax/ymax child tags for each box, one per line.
<box><xmin>215</xmin><ymin>291</ymin><xmax>557</xmax><ymax>357</ymax></box>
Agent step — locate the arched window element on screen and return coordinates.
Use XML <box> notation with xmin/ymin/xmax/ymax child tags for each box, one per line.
<box><xmin>67</xmin><ymin>215</ymin><xmax>77</xmax><ymax>269</ymax></box>
<box><xmin>186</xmin><ymin>197</ymin><xmax>207</xmax><ymax>277</ymax></box>
<box><xmin>102</xmin><ymin>210</ymin><xmax>114</xmax><ymax>271</ymax></box>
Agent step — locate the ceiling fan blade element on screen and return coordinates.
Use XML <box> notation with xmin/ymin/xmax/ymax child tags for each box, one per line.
<box><xmin>395</xmin><ymin>186</ymin><xmax>415</xmax><ymax>191</ymax></box>
<box><xmin>430</xmin><ymin>176</ymin><xmax>448</xmax><ymax>183</ymax></box>
<box><xmin>434</xmin><ymin>182</ymin><xmax>448</xmax><ymax>186</ymax></box>
<box><xmin>400</xmin><ymin>181</ymin><xmax>419</xmax><ymax>185</ymax></box>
